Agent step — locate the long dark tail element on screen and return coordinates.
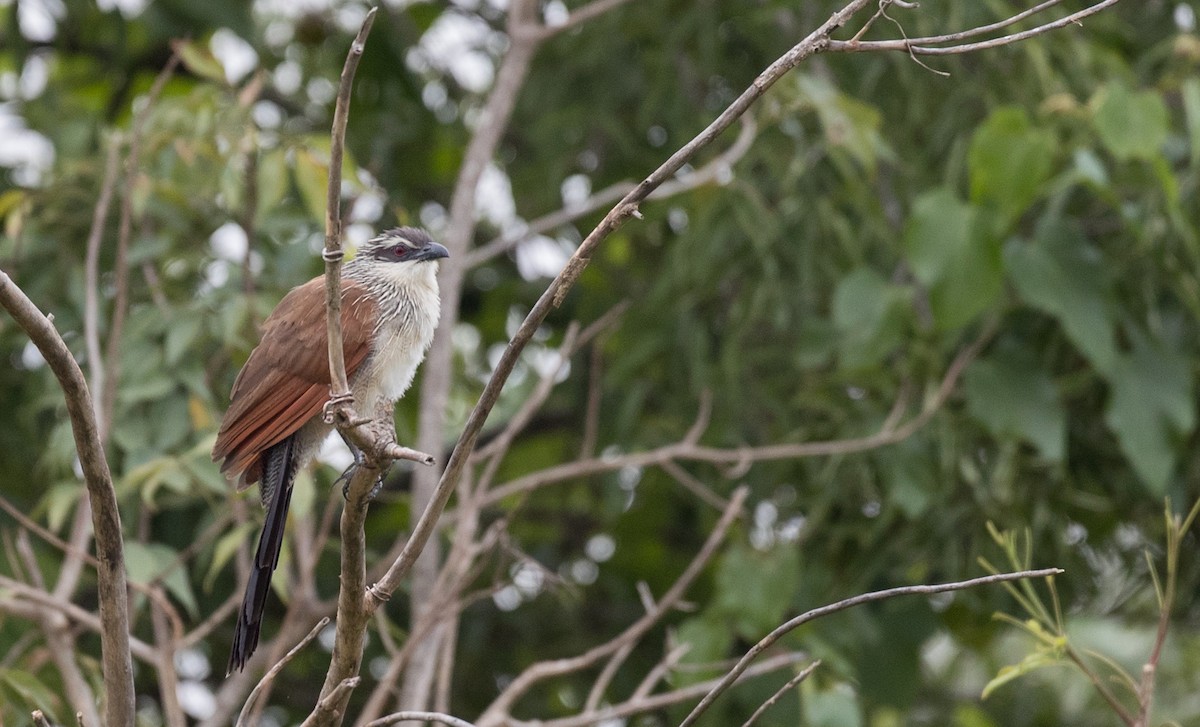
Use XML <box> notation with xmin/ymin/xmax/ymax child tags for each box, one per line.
<box><xmin>227</xmin><ymin>436</ymin><xmax>297</xmax><ymax>675</ymax></box>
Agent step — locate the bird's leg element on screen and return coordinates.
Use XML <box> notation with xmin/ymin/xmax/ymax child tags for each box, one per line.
<box><xmin>334</xmin><ymin>429</ymin><xmax>390</xmax><ymax>500</ymax></box>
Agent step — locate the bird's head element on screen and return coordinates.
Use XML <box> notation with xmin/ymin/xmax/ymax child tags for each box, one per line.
<box><xmin>349</xmin><ymin>226</ymin><xmax>449</xmax><ymax>285</ymax></box>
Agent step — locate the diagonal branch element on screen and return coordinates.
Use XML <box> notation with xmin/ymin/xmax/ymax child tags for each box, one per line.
<box><xmin>678</xmin><ymin>568</ymin><xmax>1065</xmax><ymax>727</ymax></box>
<box><xmin>371</xmin><ymin>0</ymin><xmax>879</xmax><ymax>612</ymax></box>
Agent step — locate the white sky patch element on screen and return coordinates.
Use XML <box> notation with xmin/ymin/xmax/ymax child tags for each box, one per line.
<box><xmin>0</xmin><ymin>105</ymin><xmax>55</xmax><ymax>186</ymax></box>
<box><xmin>209</xmin><ymin>222</ymin><xmax>248</xmax><ymax>261</ymax></box>
<box><xmin>560</xmin><ymin>173</ymin><xmax>591</xmax><ymax>210</ymax></box>
<box><xmin>273</xmin><ymin>61</ymin><xmax>302</xmax><ymax>95</ymax></box>
<box><xmin>515</xmin><ymin>235</ymin><xmax>572</xmax><ymax>280</ymax></box>
<box><xmin>349</xmin><ymin>186</ymin><xmax>385</xmax><ymax>223</ymax></box>
<box><xmin>334</xmin><ymin>3</ymin><xmax>369</xmax><ymax>32</ymax></box>
<box><xmin>176</xmin><ymin>681</ymin><xmax>216</xmax><ymax>720</ymax></box>
<box><xmin>17</xmin><ymin>0</ymin><xmax>62</xmax><ymax>41</ymax></box>
<box><xmin>1177</xmin><ymin>3</ymin><xmax>1197</xmax><ymax>32</ymax></box>
<box><xmin>252</xmin><ymin>100</ymin><xmax>283</xmax><ymax>129</ymax></box>
<box><xmin>345</xmin><ymin>222</ymin><xmax>374</xmax><ymax>249</ymax></box>
<box><xmin>20</xmin><ymin>54</ymin><xmax>49</xmax><ymax>99</ymax></box>
<box><xmin>527</xmin><ymin>345</ymin><xmax>570</xmax><ymax>382</ymax></box>
<box><xmin>585</xmin><ymin>534</ymin><xmax>615</xmax><ymax>562</ymax></box>
<box><xmin>21</xmin><ymin>341</ymin><xmax>46</xmax><ymax>369</ymax></box>
<box><xmin>210</xmin><ymin>29</ymin><xmax>259</xmax><ymax>84</ymax></box>
<box><xmin>414</xmin><ymin>12</ymin><xmax>496</xmax><ymax>93</ymax></box>
<box><xmin>254</xmin><ymin>0</ymin><xmax>335</xmax><ymax>19</ymax></box>
<box><xmin>543</xmin><ymin>0</ymin><xmax>568</xmax><ymax>26</ymax></box>
<box><xmin>174</xmin><ymin>648</ymin><xmax>211</xmax><ymax>680</ymax></box>
<box><xmin>475</xmin><ymin>162</ymin><xmax>516</xmax><ymax>228</ymax></box>
<box><xmin>306</xmin><ymin>77</ymin><xmax>337</xmax><ymax>106</ymax></box>
<box><xmin>97</xmin><ymin>0</ymin><xmax>148</xmax><ymax>16</ymax></box>
<box><xmin>316</xmin><ymin>431</ymin><xmax>356</xmax><ymax>472</ymax></box>
<box><xmin>204</xmin><ymin>260</ymin><xmax>230</xmax><ymax>288</ymax></box>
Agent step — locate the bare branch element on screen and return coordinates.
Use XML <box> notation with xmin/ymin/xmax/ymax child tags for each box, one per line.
<box><xmin>529</xmin><ymin>0</ymin><xmax>636</xmax><ymax>40</ymax></box>
<box><xmin>13</xmin><ymin>532</ymin><xmax>100</xmax><ymax>727</ymax></box>
<box><xmin>83</xmin><ymin>135</ymin><xmax>122</xmax><ymax>429</ymax></box>
<box><xmin>364</xmin><ymin>712</ymin><xmax>476</xmax><ymax>727</ymax></box>
<box><xmin>739</xmin><ymin>661</ymin><xmax>821</xmax><ymax>727</ymax></box>
<box><xmin>0</xmin><ymin>273</ymin><xmax>135</xmax><ymax>726</ymax></box>
<box><xmin>0</xmin><ymin>574</ymin><xmax>156</xmax><ymax>664</ymax></box>
<box><xmin>465</xmin><ymin>117</ymin><xmax>756</xmax><ymax>268</ymax></box>
<box><xmin>507</xmin><ymin>652</ymin><xmax>807</xmax><ymax>727</ymax></box>
<box><xmin>679</xmin><ymin>568</ymin><xmax>1064</xmax><ymax>727</ymax></box>
<box><xmin>829</xmin><ymin>0</ymin><xmax>1119</xmax><ymax>55</ymax></box>
<box><xmin>479</xmin><ymin>327</ymin><xmax>989</xmax><ymax>508</ymax></box>
<box><xmin>478</xmin><ymin>487</ymin><xmax>747</xmax><ymax>723</ymax></box>
<box><xmin>150</xmin><ymin>587</ymin><xmax>188</xmax><ymax>727</ymax></box>
<box><xmin>322</xmin><ymin>7</ymin><xmax>377</xmax><ymax>411</ymax></box>
<box><xmin>238</xmin><ymin>617</ymin><xmax>330</xmax><ymax>727</ymax></box>
<box><xmin>378</xmin><ymin>0</ymin><xmax>878</xmax><ymax>613</ymax></box>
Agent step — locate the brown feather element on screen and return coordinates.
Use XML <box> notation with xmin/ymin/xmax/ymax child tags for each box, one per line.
<box><xmin>212</xmin><ymin>277</ymin><xmax>378</xmax><ymax>488</ymax></box>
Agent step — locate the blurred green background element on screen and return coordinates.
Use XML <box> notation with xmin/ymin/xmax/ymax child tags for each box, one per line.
<box><xmin>1</xmin><ymin>0</ymin><xmax>1198</xmax><ymax>725</ymax></box>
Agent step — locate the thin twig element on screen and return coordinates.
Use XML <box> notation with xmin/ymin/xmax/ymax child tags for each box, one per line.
<box><xmin>504</xmin><ymin>652</ymin><xmax>806</xmax><ymax>727</ymax></box>
<box><xmin>237</xmin><ymin>617</ymin><xmax>330</xmax><ymax>727</ymax></box>
<box><xmin>0</xmin><ymin>574</ymin><xmax>156</xmax><ymax>663</ymax></box>
<box><xmin>480</xmin><ymin>328</ymin><xmax>988</xmax><ymax>507</ymax></box>
<box><xmin>465</xmin><ymin>117</ymin><xmax>756</xmax><ymax>268</ymax></box>
<box><xmin>739</xmin><ymin>661</ymin><xmax>821</xmax><ymax>727</ymax></box>
<box><xmin>679</xmin><ymin>568</ymin><xmax>1064</xmax><ymax>727</ymax></box>
<box><xmin>829</xmin><ymin>0</ymin><xmax>1120</xmax><ymax>55</ymax></box>
<box><xmin>528</xmin><ymin>0</ymin><xmax>636</xmax><ymax>40</ymax></box>
<box><xmin>364</xmin><ymin>712</ymin><xmax>477</xmax><ymax>727</ymax></box>
<box><xmin>14</xmin><ymin>532</ymin><xmax>100</xmax><ymax>727</ymax></box>
<box><xmin>478</xmin><ymin>487</ymin><xmax>748</xmax><ymax>723</ymax></box>
<box><xmin>83</xmin><ymin>135</ymin><xmax>122</xmax><ymax>430</ymax></box>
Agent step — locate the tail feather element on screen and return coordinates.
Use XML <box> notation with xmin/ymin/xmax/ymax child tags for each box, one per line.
<box><xmin>228</xmin><ymin>436</ymin><xmax>297</xmax><ymax>675</ymax></box>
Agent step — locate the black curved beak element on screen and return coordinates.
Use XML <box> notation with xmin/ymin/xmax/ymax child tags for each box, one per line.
<box><xmin>415</xmin><ymin>241</ymin><xmax>450</xmax><ymax>262</ymax></box>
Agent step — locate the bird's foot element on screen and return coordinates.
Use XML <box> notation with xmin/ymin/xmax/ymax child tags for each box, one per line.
<box><xmin>336</xmin><ymin>462</ymin><xmax>391</xmax><ymax>501</ymax></box>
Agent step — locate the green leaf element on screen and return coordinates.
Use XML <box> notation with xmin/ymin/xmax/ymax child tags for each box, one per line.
<box><xmin>714</xmin><ymin>541</ymin><xmax>800</xmax><ymax>640</ymax></box>
<box><xmin>798</xmin><ymin>74</ymin><xmax>889</xmax><ymax>174</ymax></box>
<box><xmin>802</xmin><ymin>680</ymin><xmax>863</xmax><ymax>727</ymax></box>
<box><xmin>878</xmin><ymin>438</ymin><xmax>938</xmax><ymax>518</ymax></box>
<box><xmin>293</xmin><ymin>147</ymin><xmax>330</xmax><ymax>224</ymax></box>
<box><xmin>832</xmin><ymin>268</ymin><xmax>910</xmax><ymax>369</ymax></box>
<box><xmin>205</xmin><ymin>522</ymin><xmax>257</xmax><ymax>591</ymax></box>
<box><xmin>982</xmin><ymin>649</ymin><xmax>1065</xmax><ymax>699</ymax></box>
<box><xmin>1005</xmin><ymin>222</ymin><xmax>1117</xmax><ymax>375</ymax></box>
<box><xmin>968</xmin><ymin>107</ymin><xmax>1055</xmax><ymax>225</ymax></box>
<box><xmin>904</xmin><ymin>189</ymin><xmax>1002</xmax><ymax>330</ymax></box>
<box><xmin>1105</xmin><ymin>334</ymin><xmax>1195</xmax><ymax>495</ymax></box>
<box><xmin>1184</xmin><ymin>77</ymin><xmax>1200</xmax><ymax>168</ymax></box>
<box><xmin>1092</xmin><ymin>82</ymin><xmax>1168</xmax><ymax>161</ymax></box>
<box><xmin>165</xmin><ymin>315</ymin><xmax>201</xmax><ymax>367</ymax></box>
<box><xmin>0</xmin><ymin>668</ymin><xmax>63</xmax><ymax>722</ymax></box>
<box><xmin>172</xmin><ymin>39</ymin><xmax>228</xmax><ymax>85</ymax></box>
<box><xmin>674</xmin><ymin>612</ymin><xmax>735</xmax><ymax>685</ymax></box>
<box><xmin>964</xmin><ymin>344</ymin><xmax>1066</xmax><ymax>461</ymax></box>
<box><xmin>257</xmin><ymin>148</ymin><xmax>290</xmax><ymax>223</ymax></box>
<box><xmin>125</xmin><ymin>542</ymin><xmax>199</xmax><ymax>617</ymax></box>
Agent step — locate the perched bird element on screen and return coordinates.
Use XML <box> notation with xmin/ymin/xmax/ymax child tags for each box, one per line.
<box><xmin>212</xmin><ymin>227</ymin><xmax>448</xmax><ymax>674</ymax></box>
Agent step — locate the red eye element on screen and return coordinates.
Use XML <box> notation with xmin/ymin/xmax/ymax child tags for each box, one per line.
<box><xmin>393</xmin><ymin>245</ymin><xmax>409</xmax><ymax>257</ymax></box>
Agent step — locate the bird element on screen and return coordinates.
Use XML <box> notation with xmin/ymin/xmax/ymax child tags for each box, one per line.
<box><xmin>212</xmin><ymin>226</ymin><xmax>448</xmax><ymax>675</ymax></box>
